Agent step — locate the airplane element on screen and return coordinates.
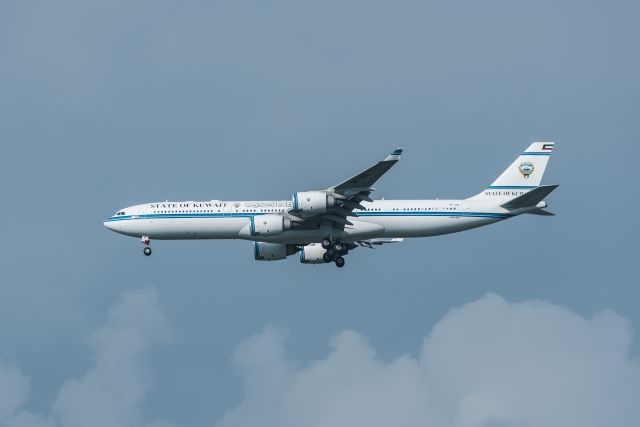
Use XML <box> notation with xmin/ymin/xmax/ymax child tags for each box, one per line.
<box><xmin>104</xmin><ymin>142</ymin><xmax>557</xmax><ymax>268</ymax></box>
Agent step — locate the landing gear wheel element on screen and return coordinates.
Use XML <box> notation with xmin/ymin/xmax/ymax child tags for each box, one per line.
<box><xmin>326</xmin><ymin>248</ymin><xmax>336</xmax><ymax>258</ymax></box>
<box><xmin>323</xmin><ymin>253</ymin><xmax>333</xmax><ymax>263</ymax></box>
<box><xmin>143</xmin><ymin>246</ymin><xmax>152</xmax><ymax>256</ymax></box>
<box><xmin>322</xmin><ymin>238</ymin><xmax>332</xmax><ymax>249</ymax></box>
<box><xmin>335</xmin><ymin>256</ymin><xmax>345</xmax><ymax>268</ymax></box>
<box><xmin>334</xmin><ymin>243</ymin><xmax>344</xmax><ymax>252</ymax></box>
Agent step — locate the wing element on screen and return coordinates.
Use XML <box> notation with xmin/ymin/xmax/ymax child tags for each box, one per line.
<box><xmin>348</xmin><ymin>238</ymin><xmax>404</xmax><ymax>249</ymax></box>
<box><xmin>288</xmin><ymin>148</ymin><xmax>403</xmax><ymax>229</ymax></box>
<box><xmin>330</xmin><ymin>148</ymin><xmax>403</xmax><ymax>196</ymax></box>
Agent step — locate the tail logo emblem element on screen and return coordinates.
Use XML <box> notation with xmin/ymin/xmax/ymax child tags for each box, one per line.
<box><xmin>519</xmin><ymin>162</ymin><xmax>535</xmax><ymax>179</ymax></box>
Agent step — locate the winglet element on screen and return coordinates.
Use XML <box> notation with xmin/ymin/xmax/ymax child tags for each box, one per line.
<box><xmin>384</xmin><ymin>147</ymin><xmax>403</xmax><ymax>161</ymax></box>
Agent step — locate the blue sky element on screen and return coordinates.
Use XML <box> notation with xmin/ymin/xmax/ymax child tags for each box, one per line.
<box><xmin>1</xmin><ymin>1</ymin><xmax>639</xmax><ymax>426</ymax></box>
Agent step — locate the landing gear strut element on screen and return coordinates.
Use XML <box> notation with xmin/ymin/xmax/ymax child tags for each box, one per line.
<box><xmin>141</xmin><ymin>236</ymin><xmax>152</xmax><ymax>256</ymax></box>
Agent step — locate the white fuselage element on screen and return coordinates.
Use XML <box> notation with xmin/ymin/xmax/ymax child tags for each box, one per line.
<box><xmin>104</xmin><ymin>198</ymin><xmax>529</xmax><ymax>244</ymax></box>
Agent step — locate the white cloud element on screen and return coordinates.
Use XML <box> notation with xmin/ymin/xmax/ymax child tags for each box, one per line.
<box><xmin>0</xmin><ymin>287</ymin><xmax>168</xmax><ymax>427</ymax></box>
<box><xmin>217</xmin><ymin>294</ymin><xmax>640</xmax><ymax>427</ymax></box>
<box><xmin>0</xmin><ymin>361</ymin><xmax>29</xmax><ymax>421</ymax></box>
<box><xmin>52</xmin><ymin>287</ymin><xmax>168</xmax><ymax>427</ymax></box>
<box><xmin>2</xmin><ymin>292</ymin><xmax>639</xmax><ymax>427</ymax></box>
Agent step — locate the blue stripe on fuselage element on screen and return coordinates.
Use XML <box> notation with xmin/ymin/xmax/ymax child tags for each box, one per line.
<box><xmin>355</xmin><ymin>212</ymin><xmax>513</xmax><ymax>219</ymax></box>
<box><xmin>105</xmin><ymin>211</ymin><xmax>513</xmax><ymax>222</ymax></box>
<box><xmin>104</xmin><ymin>212</ymin><xmax>267</xmax><ymax>222</ymax></box>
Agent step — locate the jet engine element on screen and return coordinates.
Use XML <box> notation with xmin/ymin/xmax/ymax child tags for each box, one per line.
<box><xmin>251</xmin><ymin>214</ymin><xmax>291</xmax><ymax>236</ymax></box>
<box><xmin>253</xmin><ymin>242</ymin><xmax>298</xmax><ymax>261</ymax></box>
<box><xmin>299</xmin><ymin>243</ymin><xmax>328</xmax><ymax>264</ymax></box>
<box><xmin>292</xmin><ymin>191</ymin><xmax>335</xmax><ymax>215</ymax></box>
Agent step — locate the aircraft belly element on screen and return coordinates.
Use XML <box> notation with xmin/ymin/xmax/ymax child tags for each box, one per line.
<box><xmin>342</xmin><ymin>220</ymin><xmax>385</xmax><ymax>239</ymax></box>
<box><xmin>251</xmin><ymin>220</ymin><xmax>385</xmax><ymax>244</ymax></box>
<box><xmin>366</xmin><ymin>216</ymin><xmax>502</xmax><ymax>238</ymax></box>
<box><xmin>141</xmin><ymin>217</ymin><xmax>245</xmax><ymax>240</ymax></box>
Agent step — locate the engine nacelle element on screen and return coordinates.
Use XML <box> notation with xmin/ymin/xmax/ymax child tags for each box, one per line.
<box><xmin>250</xmin><ymin>214</ymin><xmax>291</xmax><ymax>236</ymax></box>
<box><xmin>292</xmin><ymin>191</ymin><xmax>335</xmax><ymax>215</ymax></box>
<box><xmin>254</xmin><ymin>242</ymin><xmax>297</xmax><ymax>261</ymax></box>
<box><xmin>299</xmin><ymin>243</ymin><xmax>328</xmax><ymax>264</ymax></box>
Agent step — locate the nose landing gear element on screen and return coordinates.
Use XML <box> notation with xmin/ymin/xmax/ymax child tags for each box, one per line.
<box><xmin>141</xmin><ymin>236</ymin><xmax>152</xmax><ymax>256</ymax></box>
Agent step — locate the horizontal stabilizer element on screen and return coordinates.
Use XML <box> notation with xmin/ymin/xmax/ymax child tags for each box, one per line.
<box><xmin>525</xmin><ymin>209</ymin><xmax>555</xmax><ymax>216</ymax></box>
<box><xmin>501</xmin><ymin>184</ymin><xmax>559</xmax><ymax>209</ymax></box>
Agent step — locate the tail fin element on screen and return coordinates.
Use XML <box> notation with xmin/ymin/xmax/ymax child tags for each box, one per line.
<box><xmin>469</xmin><ymin>142</ymin><xmax>555</xmax><ymax>200</ymax></box>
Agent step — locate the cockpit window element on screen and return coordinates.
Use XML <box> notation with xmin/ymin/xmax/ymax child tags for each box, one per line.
<box><xmin>116</xmin><ymin>211</ymin><xmax>125</xmax><ymax>216</ymax></box>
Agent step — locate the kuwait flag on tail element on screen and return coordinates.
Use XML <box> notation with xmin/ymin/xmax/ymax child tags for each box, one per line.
<box><xmin>542</xmin><ymin>143</ymin><xmax>554</xmax><ymax>151</ymax></box>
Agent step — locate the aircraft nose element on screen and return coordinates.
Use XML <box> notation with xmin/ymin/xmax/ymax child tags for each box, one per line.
<box><xmin>103</xmin><ymin>220</ymin><xmax>115</xmax><ymax>231</ymax></box>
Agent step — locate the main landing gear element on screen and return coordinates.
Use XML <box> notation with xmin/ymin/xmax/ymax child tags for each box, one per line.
<box><xmin>141</xmin><ymin>236</ymin><xmax>152</xmax><ymax>256</ymax></box>
<box><xmin>322</xmin><ymin>236</ymin><xmax>347</xmax><ymax>268</ymax></box>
